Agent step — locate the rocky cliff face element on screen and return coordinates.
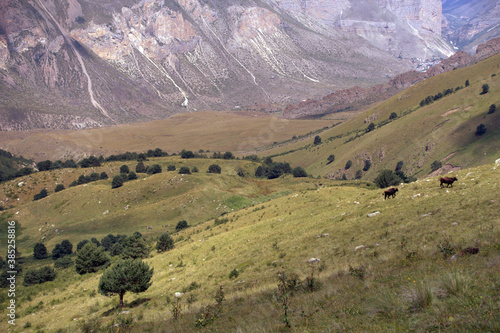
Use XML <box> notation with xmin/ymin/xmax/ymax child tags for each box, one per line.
<box><xmin>0</xmin><ymin>0</ymin><xmax>481</xmax><ymax>130</ymax></box>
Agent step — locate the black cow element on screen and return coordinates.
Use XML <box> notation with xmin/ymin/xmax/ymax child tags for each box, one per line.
<box><xmin>440</xmin><ymin>176</ymin><xmax>458</xmax><ymax>188</ymax></box>
<box><xmin>384</xmin><ymin>187</ymin><xmax>398</xmax><ymax>199</ymax></box>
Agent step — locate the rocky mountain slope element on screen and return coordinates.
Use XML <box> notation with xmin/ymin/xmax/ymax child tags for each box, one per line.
<box><xmin>0</xmin><ymin>0</ymin><xmax>462</xmax><ymax>130</ymax></box>
<box><xmin>442</xmin><ymin>0</ymin><xmax>500</xmax><ymax>53</ymax></box>
<box><xmin>283</xmin><ymin>36</ymin><xmax>500</xmax><ymax>119</ymax></box>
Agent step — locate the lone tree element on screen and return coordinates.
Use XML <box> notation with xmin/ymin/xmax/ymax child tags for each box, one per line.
<box><xmin>175</xmin><ymin>220</ymin><xmax>189</xmax><ymax>232</ymax></box>
<box><xmin>475</xmin><ymin>124</ymin><xmax>487</xmax><ymax>136</ymax></box>
<box><xmin>480</xmin><ymin>84</ymin><xmax>489</xmax><ymax>95</ymax></box>
<box><xmin>292</xmin><ymin>166</ymin><xmax>308</xmax><ymax>177</ymax></box>
<box><xmin>208</xmin><ymin>164</ymin><xmax>222</xmax><ymax>174</ymax></box>
<box><xmin>98</xmin><ymin>259</ymin><xmax>153</xmax><ymax>308</ymax></box>
<box><xmin>33</xmin><ymin>243</ymin><xmax>48</xmax><ymax>260</ymax></box>
<box><xmin>156</xmin><ymin>233</ymin><xmax>175</xmax><ymax>252</ymax></box>
<box><xmin>326</xmin><ymin>154</ymin><xmax>335</xmax><ymax>164</ymax></box>
<box><xmin>488</xmin><ymin>104</ymin><xmax>496</xmax><ymax>114</ymax></box>
<box><xmin>313</xmin><ymin>135</ymin><xmax>322</xmax><ymax>145</ymax></box>
<box><xmin>75</xmin><ymin>243</ymin><xmax>110</xmax><ymax>275</ymax></box>
<box><xmin>345</xmin><ymin>160</ymin><xmax>352</xmax><ymax>170</ymax></box>
<box><xmin>366</xmin><ymin>122</ymin><xmax>376</xmax><ymax>132</ymax></box>
<box><xmin>389</xmin><ymin>112</ymin><xmax>398</xmax><ymax>120</ymax></box>
<box><xmin>363</xmin><ymin>160</ymin><xmax>372</xmax><ymax>172</ymax></box>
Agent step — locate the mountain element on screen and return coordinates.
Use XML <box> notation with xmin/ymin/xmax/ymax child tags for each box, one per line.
<box><xmin>0</xmin><ymin>0</ymin><xmax>460</xmax><ymax>130</ymax></box>
<box><xmin>442</xmin><ymin>0</ymin><xmax>500</xmax><ymax>53</ymax></box>
<box><xmin>282</xmin><ymin>36</ymin><xmax>500</xmax><ymax>119</ymax></box>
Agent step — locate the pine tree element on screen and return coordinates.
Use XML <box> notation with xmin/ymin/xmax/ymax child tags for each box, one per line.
<box><xmin>60</xmin><ymin>240</ymin><xmax>73</xmax><ymax>255</ymax></box>
<box><xmin>75</xmin><ymin>243</ymin><xmax>110</xmax><ymax>275</ymax></box>
<box><xmin>33</xmin><ymin>243</ymin><xmax>48</xmax><ymax>259</ymax></box>
<box><xmin>122</xmin><ymin>233</ymin><xmax>150</xmax><ymax>259</ymax></box>
<box><xmin>136</xmin><ymin>161</ymin><xmax>146</xmax><ymax>173</ymax></box>
<box><xmin>98</xmin><ymin>259</ymin><xmax>154</xmax><ymax>307</ymax></box>
<box><xmin>112</xmin><ymin>175</ymin><xmax>124</xmax><ymax>189</ymax></box>
<box><xmin>374</xmin><ymin>170</ymin><xmax>403</xmax><ymax>188</ymax></box>
<box><xmin>156</xmin><ymin>233</ymin><xmax>175</xmax><ymax>252</ymax></box>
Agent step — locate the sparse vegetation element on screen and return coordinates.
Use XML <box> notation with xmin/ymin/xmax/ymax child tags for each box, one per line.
<box><xmin>430</xmin><ymin>160</ymin><xmax>442</xmax><ymax>172</ymax></box>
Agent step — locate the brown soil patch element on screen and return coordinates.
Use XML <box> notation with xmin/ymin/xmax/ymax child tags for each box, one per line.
<box><xmin>441</xmin><ymin>108</ymin><xmax>459</xmax><ymax>117</ymax></box>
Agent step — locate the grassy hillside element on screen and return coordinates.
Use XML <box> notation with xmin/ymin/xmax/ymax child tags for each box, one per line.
<box><xmin>0</xmin><ymin>156</ymin><xmax>328</xmax><ymax>253</ymax></box>
<box><xmin>0</xmin><ymin>111</ymin><xmax>332</xmax><ymax>162</ymax></box>
<box><xmin>0</xmin><ymin>159</ymin><xmax>498</xmax><ymax>332</ymax></box>
<box><xmin>265</xmin><ymin>53</ymin><xmax>500</xmax><ymax>180</ymax></box>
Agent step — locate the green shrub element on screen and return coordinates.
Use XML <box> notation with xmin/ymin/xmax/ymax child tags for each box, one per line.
<box><xmin>292</xmin><ymin>167</ymin><xmax>307</xmax><ymax>177</ymax></box>
<box><xmin>33</xmin><ymin>189</ymin><xmax>48</xmax><ymax>201</ymax></box>
<box><xmin>33</xmin><ymin>243</ymin><xmax>48</xmax><ymax>259</ymax></box>
<box><xmin>175</xmin><ymin>220</ymin><xmax>189</xmax><ymax>232</ymax></box>
<box><xmin>229</xmin><ymin>269</ymin><xmax>239</xmax><ymax>279</ymax></box>
<box><xmin>54</xmin><ymin>257</ymin><xmax>73</xmax><ymax>269</ymax></box>
<box><xmin>54</xmin><ymin>184</ymin><xmax>65</xmax><ymax>192</ymax></box>
<box><xmin>23</xmin><ymin>266</ymin><xmax>56</xmax><ymax>286</ymax></box>
<box><xmin>178</xmin><ymin>166</ymin><xmax>191</xmax><ymax>174</ymax></box>
<box><xmin>374</xmin><ymin>170</ymin><xmax>402</xmax><ymax>188</ymax></box>
<box><xmin>156</xmin><ymin>233</ymin><xmax>175</xmax><ymax>252</ymax></box>
<box><xmin>111</xmin><ymin>175</ymin><xmax>124</xmax><ymax>189</ymax></box>
<box><xmin>208</xmin><ymin>164</ymin><xmax>221</xmax><ymax>174</ymax></box>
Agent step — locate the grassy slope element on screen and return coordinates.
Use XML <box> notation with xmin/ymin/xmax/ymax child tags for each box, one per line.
<box><xmin>265</xmin><ymin>53</ymin><xmax>500</xmax><ymax>179</ymax></box>
<box><xmin>0</xmin><ymin>111</ymin><xmax>332</xmax><ymax>162</ymax></box>
<box><xmin>0</xmin><ymin>161</ymin><xmax>498</xmax><ymax>332</ymax></box>
<box><xmin>0</xmin><ymin>156</ymin><xmax>329</xmax><ymax>254</ymax></box>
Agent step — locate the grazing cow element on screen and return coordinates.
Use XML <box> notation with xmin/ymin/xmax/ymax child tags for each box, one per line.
<box><xmin>384</xmin><ymin>187</ymin><xmax>398</xmax><ymax>199</ymax></box>
<box><xmin>440</xmin><ymin>176</ymin><xmax>458</xmax><ymax>188</ymax></box>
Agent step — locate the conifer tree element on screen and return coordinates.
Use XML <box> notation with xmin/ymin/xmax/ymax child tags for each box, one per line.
<box><xmin>98</xmin><ymin>259</ymin><xmax>153</xmax><ymax>307</ymax></box>
<box><xmin>75</xmin><ymin>243</ymin><xmax>110</xmax><ymax>275</ymax></box>
<box><xmin>122</xmin><ymin>233</ymin><xmax>150</xmax><ymax>259</ymax></box>
<box><xmin>156</xmin><ymin>233</ymin><xmax>175</xmax><ymax>252</ymax></box>
<box><xmin>33</xmin><ymin>243</ymin><xmax>48</xmax><ymax>259</ymax></box>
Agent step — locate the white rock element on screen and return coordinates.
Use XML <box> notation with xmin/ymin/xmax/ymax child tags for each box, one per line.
<box><xmin>367</xmin><ymin>211</ymin><xmax>380</xmax><ymax>217</ymax></box>
<box><xmin>307</xmin><ymin>258</ymin><xmax>321</xmax><ymax>263</ymax></box>
<box><xmin>355</xmin><ymin>245</ymin><xmax>365</xmax><ymax>251</ymax></box>
<box><xmin>174</xmin><ymin>292</ymin><xmax>184</xmax><ymax>298</ymax></box>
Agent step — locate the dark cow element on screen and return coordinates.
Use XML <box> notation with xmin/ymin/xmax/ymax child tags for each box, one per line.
<box><xmin>384</xmin><ymin>187</ymin><xmax>398</xmax><ymax>199</ymax></box>
<box><xmin>440</xmin><ymin>176</ymin><xmax>458</xmax><ymax>188</ymax></box>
